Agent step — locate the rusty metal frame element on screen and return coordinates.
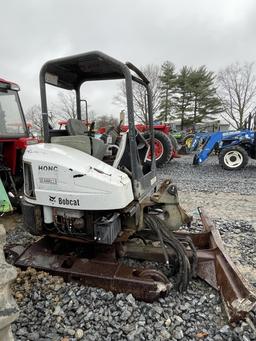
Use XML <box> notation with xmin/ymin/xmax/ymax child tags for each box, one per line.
<box><xmin>14</xmin><ymin>236</ymin><xmax>171</xmax><ymax>302</ymax></box>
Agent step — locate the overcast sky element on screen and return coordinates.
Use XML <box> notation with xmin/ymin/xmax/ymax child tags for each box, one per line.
<box><xmin>1</xmin><ymin>0</ymin><xmax>256</xmax><ymax>118</ymax></box>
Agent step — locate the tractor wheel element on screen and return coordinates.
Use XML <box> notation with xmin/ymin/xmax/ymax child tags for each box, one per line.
<box><xmin>182</xmin><ymin>134</ymin><xmax>195</xmax><ymax>151</ymax></box>
<box><xmin>169</xmin><ymin>134</ymin><xmax>179</xmax><ymax>151</ymax></box>
<box><xmin>143</xmin><ymin>130</ymin><xmax>173</xmax><ymax>167</ymax></box>
<box><xmin>219</xmin><ymin>146</ymin><xmax>249</xmax><ymax>170</ymax></box>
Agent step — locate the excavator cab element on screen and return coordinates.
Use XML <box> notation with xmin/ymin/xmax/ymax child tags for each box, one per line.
<box><xmin>39</xmin><ymin>51</ymin><xmax>156</xmax><ymax>200</ymax></box>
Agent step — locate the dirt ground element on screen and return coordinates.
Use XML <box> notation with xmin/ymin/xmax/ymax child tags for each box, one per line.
<box><xmin>179</xmin><ymin>191</ymin><xmax>256</xmax><ymax>227</ymax></box>
<box><xmin>1</xmin><ymin>213</ymin><xmax>21</xmax><ymax>232</ymax></box>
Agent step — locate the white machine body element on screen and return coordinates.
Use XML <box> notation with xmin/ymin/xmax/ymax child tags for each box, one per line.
<box><xmin>23</xmin><ymin>143</ymin><xmax>134</xmax><ymax>211</ymax></box>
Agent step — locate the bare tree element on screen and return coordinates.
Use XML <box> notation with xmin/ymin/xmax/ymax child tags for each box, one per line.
<box><xmin>217</xmin><ymin>62</ymin><xmax>256</xmax><ymax>129</ymax></box>
<box><xmin>26</xmin><ymin>105</ymin><xmax>55</xmax><ymax>136</ymax></box>
<box><xmin>57</xmin><ymin>92</ymin><xmax>77</xmax><ymax>119</ymax></box>
<box><xmin>55</xmin><ymin>91</ymin><xmax>91</xmax><ymax>122</ymax></box>
<box><xmin>114</xmin><ymin>64</ymin><xmax>161</xmax><ymax>123</ymax></box>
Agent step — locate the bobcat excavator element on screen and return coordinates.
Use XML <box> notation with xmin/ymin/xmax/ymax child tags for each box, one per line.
<box><xmin>12</xmin><ymin>51</ymin><xmax>255</xmax><ymax>322</ymax></box>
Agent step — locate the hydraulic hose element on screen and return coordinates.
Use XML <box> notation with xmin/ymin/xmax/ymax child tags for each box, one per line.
<box><xmin>144</xmin><ymin>213</ymin><xmax>191</xmax><ymax>291</ymax></box>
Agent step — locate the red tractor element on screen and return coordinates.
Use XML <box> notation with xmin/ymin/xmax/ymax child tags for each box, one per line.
<box><xmin>0</xmin><ymin>78</ymin><xmax>39</xmax><ymax>206</ymax></box>
<box><xmin>123</xmin><ymin>123</ymin><xmax>179</xmax><ymax>166</ymax></box>
<box><xmin>120</xmin><ymin>124</ymin><xmax>173</xmax><ymax>167</ymax></box>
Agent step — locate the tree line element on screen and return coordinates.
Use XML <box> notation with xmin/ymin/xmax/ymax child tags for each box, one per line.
<box><xmin>26</xmin><ymin>61</ymin><xmax>256</xmax><ymax>133</ymax></box>
<box><xmin>115</xmin><ymin>61</ymin><xmax>256</xmax><ymax>130</ymax></box>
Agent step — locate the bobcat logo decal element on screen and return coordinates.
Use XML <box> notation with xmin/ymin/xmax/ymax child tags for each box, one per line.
<box><xmin>49</xmin><ymin>196</ymin><xmax>56</xmax><ymax>203</ymax></box>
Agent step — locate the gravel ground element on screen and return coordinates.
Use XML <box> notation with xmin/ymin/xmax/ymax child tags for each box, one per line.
<box><xmin>4</xmin><ymin>218</ymin><xmax>256</xmax><ymax>341</ymax></box>
<box><xmin>10</xmin><ymin>267</ymin><xmax>245</xmax><ymax>341</ymax></box>
<box><xmin>183</xmin><ymin>218</ymin><xmax>256</xmax><ymax>288</ymax></box>
<box><xmin>2</xmin><ymin>153</ymin><xmax>256</xmax><ymax>340</ymax></box>
<box><xmin>158</xmin><ymin>154</ymin><xmax>256</xmax><ymax>195</ymax></box>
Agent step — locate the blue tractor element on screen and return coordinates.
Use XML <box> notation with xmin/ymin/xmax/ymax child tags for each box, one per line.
<box><xmin>190</xmin><ymin>131</ymin><xmax>210</xmax><ymax>152</ymax></box>
<box><xmin>192</xmin><ymin>117</ymin><xmax>256</xmax><ymax>170</ymax></box>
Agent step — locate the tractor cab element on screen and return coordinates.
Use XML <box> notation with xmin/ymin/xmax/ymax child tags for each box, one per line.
<box><xmin>0</xmin><ymin>78</ymin><xmax>38</xmax><ymax>202</ymax></box>
<box><xmin>39</xmin><ymin>51</ymin><xmax>156</xmax><ymax>200</ymax></box>
<box><xmin>0</xmin><ymin>79</ymin><xmax>28</xmax><ymax>137</ymax></box>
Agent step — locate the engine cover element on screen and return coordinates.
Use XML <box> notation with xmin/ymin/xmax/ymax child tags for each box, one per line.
<box><xmin>23</xmin><ymin>143</ymin><xmax>134</xmax><ymax>210</ymax></box>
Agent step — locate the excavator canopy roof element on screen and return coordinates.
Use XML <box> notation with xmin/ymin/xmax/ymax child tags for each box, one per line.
<box><xmin>40</xmin><ymin>51</ymin><xmax>148</xmax><ymax>90</ymax></box>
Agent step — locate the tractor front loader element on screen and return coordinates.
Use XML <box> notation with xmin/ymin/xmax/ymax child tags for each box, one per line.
<box><xmin>192</xmin><ymin>115</ymin><xmax>256</xmax><ymax>170</ymax></box>
<box><xmin>10</xmin><ymin>52</ymin><xmax>256</xmax><ymax>322</ymax></box>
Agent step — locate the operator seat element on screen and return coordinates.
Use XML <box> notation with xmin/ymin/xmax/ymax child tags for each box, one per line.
<box><xmin>52</xmin><ymin>119</ymin><xmax>106</xmax><ymax>160</ymax></box>
<box><xmin>66</xmin><ymin>118</ymin><xmax>88</xmax><ymax>135</ymax></box>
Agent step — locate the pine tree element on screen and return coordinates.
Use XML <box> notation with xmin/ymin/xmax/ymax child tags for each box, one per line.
<box><xmin>173</xmin><ymin>66</ymin><xmax>193</xmax><ymax>130</ymax></box>
<box><xmin>189</xmin><ymin>66</ymin><xmax>222</xmax><ymax>124</ymax></box>
<box><xmin>158</xmin><ymin>61</ymin><xmax>176</xmax><ymax>122</ymax></box>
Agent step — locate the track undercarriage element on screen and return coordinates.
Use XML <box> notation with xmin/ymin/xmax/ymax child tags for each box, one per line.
<box><xmin>9</xmin><ymin>203</ymin><xmax>256</xmax><ymax>323</ymax></box>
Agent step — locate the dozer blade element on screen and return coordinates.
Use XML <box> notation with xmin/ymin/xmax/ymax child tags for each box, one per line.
<box><xmin>195</xmin><ymin>208</ymin><xmax>256</xmax><ymax>322</ymax></box>
<box><xmin>123</xmin><ymin>208</ymin><xmax>256</xmax><ymax>322</ymax></box>
<box><xmin>13</xmin><ymin>236</ymin><xmax>171</xmax><ymax>302</ymax></box>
